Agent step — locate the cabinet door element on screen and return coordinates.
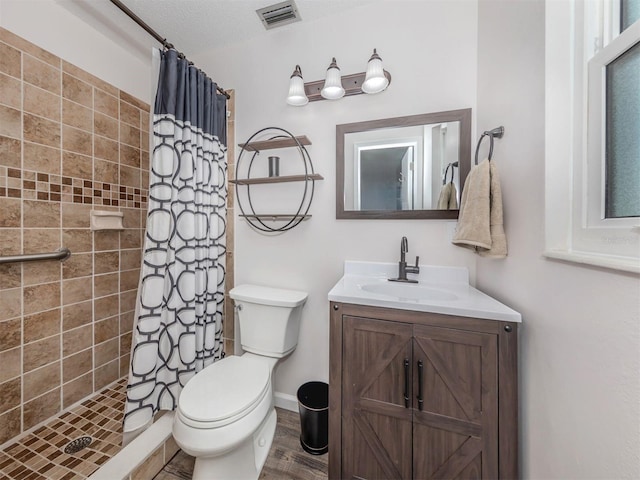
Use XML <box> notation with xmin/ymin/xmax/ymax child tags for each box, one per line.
<box><xmin>342</xmin><ymin>316</ymin><xmax>413</xmax><ymax>480</ymax></box>
<box><xmin>412</xmin><ymin>325</ymin><xmax>498</xmax><ymax>479</ymax></box>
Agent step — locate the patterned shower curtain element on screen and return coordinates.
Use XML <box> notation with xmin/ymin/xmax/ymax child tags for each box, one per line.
<box><xmin>123</xmin><ymin>49</ymin><xmax>227</xmax><ymax>435</ymax></box>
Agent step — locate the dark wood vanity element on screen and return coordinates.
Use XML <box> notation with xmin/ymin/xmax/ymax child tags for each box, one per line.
<box><xmin>328</xmin><ymin>302</ymin><xmax>518</xmax><ymax>479</ymax></box>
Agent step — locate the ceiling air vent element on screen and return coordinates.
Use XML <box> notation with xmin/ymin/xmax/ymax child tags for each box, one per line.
<box><xmin>256</xmin><ymin>0</ymin><xmax>302</xmax><ymax>30</ymax></box>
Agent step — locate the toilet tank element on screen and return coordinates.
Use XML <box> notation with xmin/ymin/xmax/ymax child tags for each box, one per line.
<box><xmin>230</xmin><ymin>284</ymin><xmax>308</xmax><ymax>358</ymax></box>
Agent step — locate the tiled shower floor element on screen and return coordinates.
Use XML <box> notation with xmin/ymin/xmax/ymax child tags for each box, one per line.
<box><xmin>0</xmin><ymin>377</ymin><xmax>127</xmax><ymax>480</ymax></box>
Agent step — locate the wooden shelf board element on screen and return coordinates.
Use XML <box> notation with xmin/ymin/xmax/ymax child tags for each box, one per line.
<box><xmin>230</xmin><ymin>173</ymin><xmax>323</xmax><ymax>185</ymax></box>
<box><xmin>239</xmin><ymin>214</ymin><xmax>312</xmax><ymax>221</ymax></box>
<box><xmin>238</xmin><ymin>135</ymin><xmax>312</xmax><ymax>152</ymax></box>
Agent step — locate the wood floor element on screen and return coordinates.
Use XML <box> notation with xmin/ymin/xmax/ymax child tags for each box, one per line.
<box><xmin>153</xmin><ymin>408</ymin><xmax>328</xmax><ymax>480</ymax></box>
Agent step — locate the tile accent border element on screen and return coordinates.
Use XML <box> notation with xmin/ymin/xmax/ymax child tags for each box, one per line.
<box><xmin>0</xmin><ymin>167</ymin><xmax>148</xmax><ymax>207</ymax></box>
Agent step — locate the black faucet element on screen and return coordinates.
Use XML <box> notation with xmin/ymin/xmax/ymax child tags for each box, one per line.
<box><xmin>389</xmin><ymin>236</ymin><xmax>420</xmax><ymax>283</ymax></box>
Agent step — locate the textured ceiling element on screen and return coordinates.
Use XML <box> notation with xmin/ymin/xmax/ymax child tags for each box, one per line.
<box><xmin>64</xmin><ymin>0</ymin><xmax>377</xmax><ymax>59</ymax></box>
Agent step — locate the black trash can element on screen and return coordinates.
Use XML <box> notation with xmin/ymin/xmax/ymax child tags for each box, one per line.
<box><xmin>297</xmin><ymin>381</ymin><xmax>328</xmax><ymax>455</ymax></box>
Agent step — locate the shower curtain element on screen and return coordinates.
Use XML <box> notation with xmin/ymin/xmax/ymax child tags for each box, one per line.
<box><xmin>123</xmin><ymin>49</ymin><xmax>227</xmax><ymax>435</ymax></box>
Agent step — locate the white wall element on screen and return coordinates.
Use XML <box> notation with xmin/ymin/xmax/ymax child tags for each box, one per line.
<box><xmin>476</xmin><ymin>1</ymin><xmax>640</xmax><ymax>478</ymax></box>
<box><xmin>193</xmin><ymin>0</ymin><xmax>479</xmax><ymax>399</ymax></box>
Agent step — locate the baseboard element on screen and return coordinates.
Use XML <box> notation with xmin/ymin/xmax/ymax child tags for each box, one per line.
<box><xmin>274</xmin><ymin>391</ymin><xmax>298</xmax><ymax>412</ymax></box>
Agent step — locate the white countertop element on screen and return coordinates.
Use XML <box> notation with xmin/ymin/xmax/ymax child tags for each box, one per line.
<box><xmin>328</xmin><ymin>261</ymin><xmax>522</xmax><ymax>323</ymax></box>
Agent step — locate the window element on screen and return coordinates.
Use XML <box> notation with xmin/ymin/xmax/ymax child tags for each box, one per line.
<box><xmin>622</xmin><ymin>0</ymin><xmax>640</xmax><ymax>31</ymax></box>
<box><xmin>604</xmin><ymin>42</ymin><xmax>640</xmax><ymax>218</ymax></box>
<box><xmin>545</xmin><ymin>0</ymin><xmax>640</xmax><ymax>273</ymax></box>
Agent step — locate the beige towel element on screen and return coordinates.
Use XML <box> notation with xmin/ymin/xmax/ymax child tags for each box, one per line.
<box><xmin>479</xmin><ymin>160</ymin><xmax>507</xmax><ymax>258</ymax></box>
<box><xmin>452</xmin><ymin>159</ymin><xmax>507</xmax><ymax>258</ymax></box>
<box><xmin>437</xmin><ymin>182</ymin><xmax>459</xmax><ymax>210</ymax></box>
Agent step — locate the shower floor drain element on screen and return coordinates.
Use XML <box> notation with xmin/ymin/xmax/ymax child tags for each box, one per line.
<box><xmin>63</xmin><ymin>436</ymin><xmax>93</xmax><ymax>454</ymax></box>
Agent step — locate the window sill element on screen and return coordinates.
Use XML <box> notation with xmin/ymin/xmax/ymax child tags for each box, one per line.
<box><xmin>543</xmin><ymin>249</ymin><xmax>640</xmax><ymax>274</ymax></box>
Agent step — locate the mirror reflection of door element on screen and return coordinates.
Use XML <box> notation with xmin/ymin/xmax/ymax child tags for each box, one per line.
<box><xmin>355</xmin><ymin>143</ymin><xmax>418</xmax><ymax>210</ymax></box>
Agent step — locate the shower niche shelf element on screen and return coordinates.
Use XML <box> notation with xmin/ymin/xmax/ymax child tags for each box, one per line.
<box><xmin>232</xmin><ymin>128</ymin><xmax>323</xmax><ymax>232</ymax></box>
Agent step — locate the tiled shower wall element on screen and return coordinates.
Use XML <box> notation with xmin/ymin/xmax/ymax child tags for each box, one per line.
<box><xmin>0</xmin><ymin>27</ymin><xmax>149</xmax><ymax>445</ymax></box>
<box><xmin>0</xmin><ymin>27</ymin><xmax>235</xmax><ymax>450</ymax></box>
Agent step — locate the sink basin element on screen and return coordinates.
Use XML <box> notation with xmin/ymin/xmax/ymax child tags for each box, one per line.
<box><xmin>328</xmin><ymin>262</ymin><xmax>522</xmax><ymax>322</ymax></box>
<box><xmin>360</xmin><ymin>282</ymin><xmax>458</xmax><ymax>302</ymax></box>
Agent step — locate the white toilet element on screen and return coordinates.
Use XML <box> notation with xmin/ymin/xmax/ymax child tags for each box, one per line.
<box><xmin>172</xmin><ymin>284</ymin><xmax>308</xmax><ymax>480</ymax></box>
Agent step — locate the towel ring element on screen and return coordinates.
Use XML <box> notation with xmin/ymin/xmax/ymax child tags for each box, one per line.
<box><xmin>474</xmin><ymin>126</ymin><xmax>504</xmax><ymax>165</ymax></box>
<box><xmin>443</xmin><ymin>161</ymin><xmax>458</xmax><ymax>185</ymax></box>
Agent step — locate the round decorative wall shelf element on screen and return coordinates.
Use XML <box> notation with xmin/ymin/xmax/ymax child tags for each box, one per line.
<box><xmin>231</xmin><ymin>127</ymin><xmax>323</xmax><ymax>232</ymax></box>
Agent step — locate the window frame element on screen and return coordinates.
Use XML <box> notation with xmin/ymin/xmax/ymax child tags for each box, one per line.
<box><xmin>545</xmin><ymin>0</ymin><xmax>640</xmax><ymax>273</ymax></box>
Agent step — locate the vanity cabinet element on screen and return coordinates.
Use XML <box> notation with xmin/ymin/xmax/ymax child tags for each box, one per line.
<box><xmin>329</xmin><ymin>302</ymin><xmax>518</xmax><ymax>480</ymax></box>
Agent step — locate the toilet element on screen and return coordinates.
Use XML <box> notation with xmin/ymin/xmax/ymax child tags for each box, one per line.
<box><xmin>172</xmin><ymin>284</ymin><xmax>308</xmax><ymax>480</ymax></box>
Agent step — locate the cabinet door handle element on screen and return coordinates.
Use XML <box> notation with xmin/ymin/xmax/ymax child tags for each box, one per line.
<box><xmin>403</xmin><ymin>358</ymin><xmax>410</xmax><ymax>408</ymax></box>
<box><xmin>417</xmin><ymin>360</ymin><xmax>424</xmax><ymax>411</ymax></box>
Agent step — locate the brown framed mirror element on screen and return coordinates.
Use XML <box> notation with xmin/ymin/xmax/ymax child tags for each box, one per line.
<box><xmin>336</xmin><ymin>108</ymin><xmax>471</xmax><ymax>219</ymax></box>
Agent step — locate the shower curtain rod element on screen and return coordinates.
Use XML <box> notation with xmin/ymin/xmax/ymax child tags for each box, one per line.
<box><xmin>109</xmin><ymin>0</ymin><xmax>230</xmax><ymax>99</ymax></box>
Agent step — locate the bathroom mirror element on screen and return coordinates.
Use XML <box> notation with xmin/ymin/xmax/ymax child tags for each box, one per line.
<box><xmin>336</xmin><ymin>108</ymin><xmax>471</xmax><ymax>219</ymax></box>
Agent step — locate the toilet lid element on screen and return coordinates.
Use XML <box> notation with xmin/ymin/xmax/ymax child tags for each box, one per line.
<box><xmin>178</xmin><ymin>356</ymin><xmax>270</xmax><ymax>425</ymax></box>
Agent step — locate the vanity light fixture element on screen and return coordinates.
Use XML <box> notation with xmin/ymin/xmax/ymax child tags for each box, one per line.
<box><xmin>320</xmin><ymin>58</ymin><xmax>345</xmax><ymax>100</ymax></box>
<box><xmin>362</xmin><ymin>49</ymin><xmax>389</xmax><ymax>94</ymax></box>
<box><xmin>286</xmin><ymin>65</ymin><xmax>309</xmax><ymax>106</ymax></box>
<box><xmin>286</xmin><ymin>49</ymin><xmax>391</xmax><ymax>105</ymax></box>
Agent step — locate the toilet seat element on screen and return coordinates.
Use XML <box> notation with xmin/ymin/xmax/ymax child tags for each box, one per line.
<box><xmin>177</xmin><ymin>356</ymin><xmax>271</xmax><ymax>429</ymax></box>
